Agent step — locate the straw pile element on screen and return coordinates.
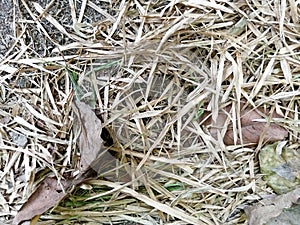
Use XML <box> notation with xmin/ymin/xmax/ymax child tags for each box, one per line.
<box><xmin>0</xmin><ymin>0</ymin><xmax>299</xmax><ymax>224</ymax></box>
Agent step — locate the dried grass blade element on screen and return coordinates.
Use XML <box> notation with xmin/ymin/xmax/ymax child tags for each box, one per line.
<box><xmin>156</xmin><ymin>16</ymin><xmax>190</xmax><ymax>51</ymax></box>
<box><xmin>184</xmin><ymin>0</ymin><xmax>234</xmax><ymax>13</ymax></box>
<box><xmin>23</xmin><ymin>101</ymin><xmax>62</xmax><ymax>126</ymax></box>
<box><xmin>280</xmin><ymin>58</ymin><xmax>292</xmax><ymax>84</ymax></box>
<box><xmin>106</xmin><ymin>0</ymin><xmax>127</xmax><ymax>40</ymax></box>
<box><xmin>33</xmin><ymin>2</ymin><xmax>88</xmax><ymax>43</ymax></box>
<box><xmin>88</xmin><ymin>1</ymin><xmax>116</xmax><ymax>22</ymax></box>
<box><xmin>131</xmin><ymin>110</ymin><xmax>165</xmax><ymax>119</ymax></box>
<box><xmin>78</xmin><ymin>0</ymin><xmax>88</xmax><ymax>23</ymax></box>
<box><xmin>15</xmin><ymin>127</ymin><xmax>68</xmax><ymax>144</ymax></box>
<box><xmin>251</xmin><ymin>57</ymin><xmax>276</xmax><ymax>98</ymax></box>
<box><xmin>212</xmin><ymin>53</ymin><xmax>225</xmax><ymax>122</ymax></box>
<box><xmin>68</xmin><ymin>0</ymin><xmax>77</xmax><ymax>24</ymax></box>
<box><xmin>270</xmin><ymin>91</ymin><xmax>300</xmax><ymax>100</ymax></box>
<box><xmin>13</xmin><ymin>116</ymin><xmax>46</xmax><ymax>133</ymax></box>
<box><xmin>279</xmin><ymin>0</ymin><xmax>286</xmax><ymax>38</ymax></box>
<box><xmin>90</xmin><ymin>180</ymin><xmax>204</xmax><ymax>225</ymax></box>
<box><xmin>44</xmin><ymin>79</ymin><xmax>60</xmax><ymax>115</ymax></box>
<box><xmin>0</xmin><ymin>65</ymin><xmax>17</xmax><ymax>73</ymax></box>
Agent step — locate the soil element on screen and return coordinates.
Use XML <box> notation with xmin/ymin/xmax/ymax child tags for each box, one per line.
<box><xmin>0</xmin><ymin>0</ymin><xmax>107</xmax><ymax>58</ymax></box>
<box><xmin>0</xmin><ymin>0</ymin><xmax>15</xmax><ymax>58</ymax></box>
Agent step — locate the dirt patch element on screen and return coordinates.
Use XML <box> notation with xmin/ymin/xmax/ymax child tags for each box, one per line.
<box><xmin>0</xmin><ymin>0</ymin><xmax>15</xmax><ymax>57</ymax></box>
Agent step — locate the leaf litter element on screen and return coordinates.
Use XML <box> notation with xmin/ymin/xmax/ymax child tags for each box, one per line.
<box><xmin>1</xmin><ymin>0</ymin><xmax>299</xmax><ymax>224</ymax></box>
<box><xmin>245</xmin><ymin>187</ymin><xmax>300</xmax><ymax>225</ymax></box>
<box><xmin>13</xmin><ymin>101</ymin><xmax>123</xmax><ymax>224</ymax></box>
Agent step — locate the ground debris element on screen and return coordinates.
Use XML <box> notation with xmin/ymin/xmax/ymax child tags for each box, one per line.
<box><xmin>245</xmin><ymin>187</ymin><xmax>300</xmax><ymax>225</ymax></box>
<box><xmin>203</xmin><ymin>105</ymin><xmax>288</xmax><ymax>145</ymax></box>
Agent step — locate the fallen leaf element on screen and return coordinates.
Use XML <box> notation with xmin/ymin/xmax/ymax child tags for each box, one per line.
<box><xmin>266</xmin><ymin>204</ymin><xmax>300</xmax><ymax>225</ymax></box>
<box><xmin>72</xmin><ymin>101</ymin><xmax>104</xmax><ymax>172</ymax></box>
<box><xmin>203</xmin><ymin>105</ymin><xmax>288</xmax><ymax>145</ymax></box>
<box><xmin>245</xmin><ymin>187</ymin><xmax>300</xmax><ymax>225</ymax></box>
<box><xmin>13</xmin><ymin>177</ymin><xmax>70</xmax><ymax>225</ymax></box>
<box><xmin>72</xmin><ymin>101</ymin><xmax>127</xmax><ymax>180</ymax></box>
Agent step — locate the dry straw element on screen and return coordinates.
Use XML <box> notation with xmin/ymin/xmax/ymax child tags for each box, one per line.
<box><xmin>0</xmin><ymin>0</ymin><xmax>299</xmax><ymax>224</ymax></box>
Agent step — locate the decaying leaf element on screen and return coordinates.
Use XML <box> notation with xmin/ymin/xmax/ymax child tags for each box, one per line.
<box><xmin>13</xmin><ymin>177</ymin><xmax>70</xmax><ymax>225</ymax></box>
<box><xmin>266</xmin><ymin>204</ymin><xmax>300</xmax><ymax>225</ymax></box>
<box><xmin>245</xmin><ymin>187</ymin><xmax>300</xmax><ymax>225</ymax></box>
<box><xmin>203</xmin><ymin>105</ymin><xmax>288</xmax><ymax>145</ymax></box>
<box><xmin>72</xmin><ymin>101</ymin><xmax>104</xmax><ymax>172</ymax></box>
<box><xmin>259</xmin><ymin>142</ymin><xmax>300</xmax><ymax>194</ymax></box>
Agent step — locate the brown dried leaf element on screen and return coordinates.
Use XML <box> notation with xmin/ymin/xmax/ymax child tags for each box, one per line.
<box><xmin>13</xmin><ymin>177</ymin><xmax>70</xmax><ymax>225</ymax></box>
<box><xmin>245</xmin><ymin>187</ymin><xmax>300</xmax><ymax>225</ymax></box>
<box><xmin>72</xmin><ymin>101</ymin><xmax>103</xmax><ymax>172</ymax></box>
<box><xmin>204</xmin><ymin>106</ymin><xmax>288</xmax><ymax>145</ymax></box>
<box><xmin>72</xmin><ymin>101</ymin><xmax>131</xmax><ymax>181</ymax></box>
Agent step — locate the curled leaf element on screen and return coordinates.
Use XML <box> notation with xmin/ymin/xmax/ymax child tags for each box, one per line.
<box><xmin>72</xmin><ymin>101</ymin><xmax>103</xmax><ymax>172</ymax></box>
<box><xmin>203</xmin><ymin>105</ymin><xmax>288</xmax><ymax>145</ymax></box>
<box><xmin>72</xmin><ymin>101</ymin><xmax>125</xmax><ymax>180</ymax></box>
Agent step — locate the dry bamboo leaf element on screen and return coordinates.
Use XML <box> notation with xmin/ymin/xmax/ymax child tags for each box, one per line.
<box><xmin>183</xmin><ymin>0</ymin><xmax>234</xmax><ymax>13</ymax></box>
<box><xmin>280</xmin><ymin>58</ymin><xmax>292</xmax><ymax>84</ymax></box>
<box><xmin>130</xmin><ymin>110</ymin><xmax>165</xmax><ymax>119</ymax></box>
<box><xmin>13</xmin><ymin>177</ymin><xmax>70</xmax><ymax>225</ymax></box>
<box><xmin>106</xmin><ymin>0</ymin><xmax>127</xmax><ymax>40</ymax></box>
<box><xmin>72</xmin><ymin>101</ymin><xmax>103</xmax><ymax>172</ymax></box>
<box><xmin>270</xmin><ymin>90</ymin><xmax>300</xmax><ymax>100</ymax></box>
<box><xmin>204</xmin><ymin>106</ymin><xmax>288</xmax><ymax>145</ymax></box>
<box><xmin>23</xmin><ymin>101</ymin><xmax>62</xmax><ymax>126</ymax></box>
<box><xmin>251</xmin><ymin>57</ymin><xmax>275</xmax><ymax>98</ymax></box>
<box><xmin>0</xmin><ymin>65</ymin><xmax>17</xmax><ymax>73</ymax></box>
<box><xmin>245</xmin><ymin>188</ymin><xmax>300</xmax><ymax>225</ymax></box>
<box><xmin>77</xmin><ymin>0</ymin><xmax>88</xmax><ymax>23</ymax></box>
<box><xmin>87</xmin><ymin>1</ymin><xmax>115</xmax><ymax>22</ymax></box>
